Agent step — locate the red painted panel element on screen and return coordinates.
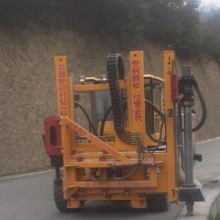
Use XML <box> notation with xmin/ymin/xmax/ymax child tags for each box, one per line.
<box><xmin>43</xmin><ymin>116</ymin><xmax>62</xmax><ymax>155</ymax></box>
<box><xmin>171</xmin><ymin>74</ymin><xmax>179</xmax><ymax>101</ymax></box>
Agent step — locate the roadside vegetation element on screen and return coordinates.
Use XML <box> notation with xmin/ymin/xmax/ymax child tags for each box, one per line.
<box><xmin>0</xmin><ymin>0</ymin><xmax>219</xmax><ymax>59</ymax></box>
<box><xmin>66</xmin><ymin>0</ymin><xmax>220</xmax><ymax>59</ymax></box>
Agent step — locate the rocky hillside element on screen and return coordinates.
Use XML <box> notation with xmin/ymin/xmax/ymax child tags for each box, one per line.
<box><xmin>0</xmin><ymin>1</ymin><xmax>219</xmax><ymax>176</ymax></box>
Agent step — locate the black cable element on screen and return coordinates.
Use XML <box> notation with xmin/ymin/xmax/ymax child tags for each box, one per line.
<box><xmin>140</xmin><ymin>120</ymin><xmax>165</xmax><ymax>167</ymax></box>
<box><xmin>142</xmin><ymin>119</ymin><xmax>165</xmax><ymax>156</ymax></box>
<box><xmin>145</xmin><ymin>99</ymin><xmax>165</xmax><ymax>119</ymax></box>
<box><xmin>143</xmin><ymin>149</ymin><xmax>156</xmax><ymax>163</ymax></box>
<box><xmin>112</xmin><ymin>136</ymin><xmax>145</xmax><ymax>181</ymax></box>
<box><xmin>141</xmin><ymin>142</ymin><xmax>156</xmax><ymax>162</ymax></box>
<box><xmin>192</xmin><ymin>80</ymin><xmax>207</xmax><ymax>132</ymax></box>
<box><xmin>111</xmin><ymin>160</ymin><xmax>142</xmax><ymax>181</ymax></box>
<box><xmin>74</xmin><ymin>101</ymin><xmax>98</xmax><ymax>136</ymax></box>
<box><xmin>145</xmin><ymin>99</ymin><xmax>166</xmax><ymax>144</ymax></box>
<box><xmin>150</xmin><ymin>119</ymin><xmax>165</xmax><ymax>153</ymax></box>
<box><xmin>99</xmin><ymin>106</ymin><xmax>113</xmax><ymax>136</ymax></box>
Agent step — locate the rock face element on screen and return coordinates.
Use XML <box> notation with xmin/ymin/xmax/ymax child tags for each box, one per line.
<box><xmin>0</xmin><ymin>1</ymin><xmax>219</xmax><ymax>176</ymax></box>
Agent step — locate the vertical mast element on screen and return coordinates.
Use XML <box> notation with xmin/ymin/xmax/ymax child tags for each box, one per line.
<box><xmin>163</xmin><ymin>50</ymin><xmax>178</xmax><ymax>202</ymax></box>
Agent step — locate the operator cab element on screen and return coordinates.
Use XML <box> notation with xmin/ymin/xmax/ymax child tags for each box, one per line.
<box><xmin>76</xmin><ymin>74</ymin><xmax>164</xmax><ymax>139</ymax></box>
<box><xmin>144</xmin><ymin>75</ymin><xmax>164</xmax><ymax>135</ymax></box>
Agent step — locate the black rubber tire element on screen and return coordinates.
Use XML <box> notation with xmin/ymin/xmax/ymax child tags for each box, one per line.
<box><xmin>146</xmin><ymin>194</ymin><xmax>170</xmax><ymax>212</ymax></box>
<box><xmin>53</xmin><ymin>179</ymin><xmax>70</xmax><ymax>212</ymax></box>
<box><xmin>53</xmin><ymin>179</ymin><xmax>82</xmax><ymax>212</ymax></box>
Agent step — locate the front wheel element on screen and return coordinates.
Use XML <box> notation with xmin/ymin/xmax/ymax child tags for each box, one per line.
<box><xmin>146</xmin><ymin>194</ymin><xmax>170</xmax><ymax>212</ymax></box>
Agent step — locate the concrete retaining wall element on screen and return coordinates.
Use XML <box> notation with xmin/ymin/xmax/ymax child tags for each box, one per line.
<box><xmin>209</xmin><ymin>190</ymin><xmax>220</xmax><ymax>220</ymax></box>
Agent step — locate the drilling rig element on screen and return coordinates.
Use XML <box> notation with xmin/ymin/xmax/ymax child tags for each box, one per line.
<box><xmin>43</xmin><ymin>49</ymin><xmax>206</xmax><ymax>215</ymax></box>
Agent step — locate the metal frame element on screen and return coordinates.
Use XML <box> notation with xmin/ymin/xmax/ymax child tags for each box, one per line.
<box><xmin>51</xmin><ymin>50</ymin><xmax>178</xmax><ymax>208</ymax></box>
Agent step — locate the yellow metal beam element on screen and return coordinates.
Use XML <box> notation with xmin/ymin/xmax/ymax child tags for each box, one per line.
<box><xmin>54</xmin><ymin>56</ymin><xmax>71</xmax><ymax>117</ymax></box>
<box><xmin>74</xmin><ymin>80</ymin><xmax>126</xmax><ymax>92</ymax></box>
<box><xmin>62</xmin><ymin>117</ymin><xmax>131</xmax><ymax>163</ymax></box>
<box><xmin>163</xmin><ymin>50</ymin><xmax>178</xmax><ymax>202</ymax></box>
<box><xmin>67</xmin><ymin>180</ymin><xmax>156</xmax><ymax>188</ymax></box>
<box><xmin>127</xmin><ymin>51</ymin><xmax>146</xmax><ymax>144</ymax></box>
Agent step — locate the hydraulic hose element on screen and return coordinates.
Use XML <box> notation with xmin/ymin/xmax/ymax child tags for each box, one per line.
<box><xmin>179</xmin><ymin>72</ymin><xmax>207</xmax><ymax>132</ymax></box>
<box><xmin>151</xmin><ymin>119</ymin><xmax>166</xmax><ymax>152</ymax></box>
<box><xmin>74</xmin><ymin>101</ymin><xmax>98</xmax><ymax>136</ymax></box>
<box><xmin>145</xmin><ymin>99</ymin><xmax>165</xmax><ymax>119</ymax></box>
<box><xmin>192</xmin><ymin>79</ymin><xmax>207</xmax><ymax>132</ymax></box>
<box><xmin>145</xmin><ymin>99</ymin><xmax>166</xmax><ymax>144</ymax></box>
<box><xmin>99</xmin><ymin>106</ymin><xmax>113</xmax><ymax>136</ymax></box>
<box><xmin>112</xmin><ymin>136</ymin><xmax>145</xmax><ymax>181</ymax></box>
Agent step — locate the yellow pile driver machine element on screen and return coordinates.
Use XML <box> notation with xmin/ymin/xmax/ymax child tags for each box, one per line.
<box><xmin>43</xmin><ymin>49</ymin><xmax>206</xmax><ymax>215</ymax></box>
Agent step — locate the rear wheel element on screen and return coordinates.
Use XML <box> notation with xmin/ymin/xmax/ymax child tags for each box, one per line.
<box><xmin>53</xmin><ymin>179</ymin><xmax>70</xmax><ymax>212</ymax></box>
<box><xmin>53</xmin><ymin>179</ymin><xmax>83</xmax><ymax>212</ymax></box>
<box><xmin>146</xmin><ymin>194</ymin><xmax>169</xmax><ymax>212</ymax></box>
